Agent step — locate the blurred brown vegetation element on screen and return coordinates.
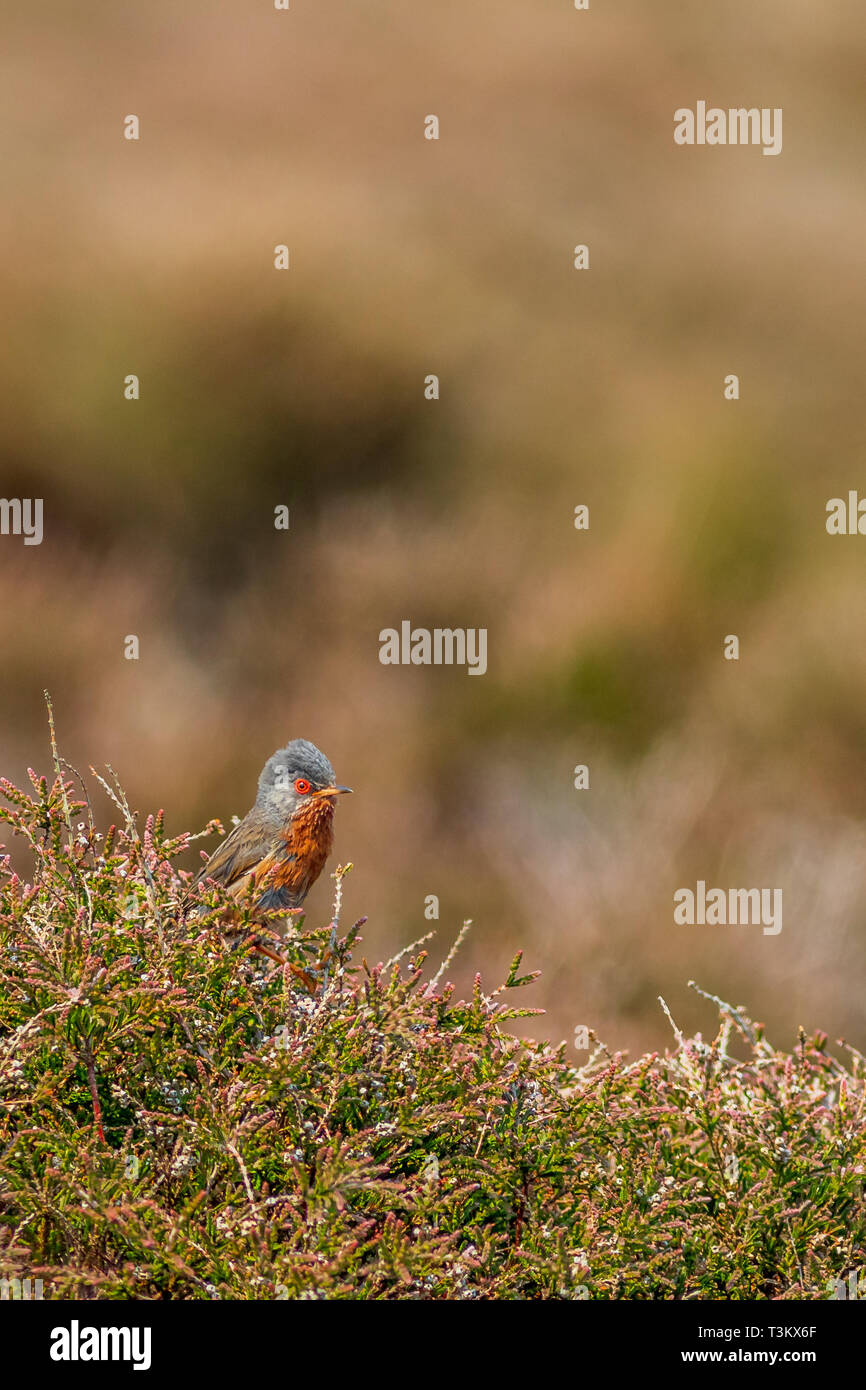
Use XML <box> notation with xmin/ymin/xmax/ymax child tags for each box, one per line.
<box><xmin>1</xmin><ymin>0</ymin><xmax>865</xmax><ymax>1057</ymax></box>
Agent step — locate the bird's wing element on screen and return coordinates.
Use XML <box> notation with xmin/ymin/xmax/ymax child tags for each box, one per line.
<box><xmin>188</xmin><ymin>807</ymin><xmax>281</xmax><ymax>896</ymax></box>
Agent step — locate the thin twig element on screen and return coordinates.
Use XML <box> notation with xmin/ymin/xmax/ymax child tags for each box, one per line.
<box><xmin>92</xmin><ymin>763</ymin><xmax>165</xmax><ymax>952</ymax></box>
<box><xmin>60</xmin><ymin>758</ymin><xmax>95</xmax><ymax>840</ymax></box>
<box><xmin>426</xmin><ymin>920</ymin><xmax>472</xmax><ymax>995</ymax></box>
<box><xmin>383</xmin><ymin>930</ymin><xmax>435</xmax><ymax>970</ymax></box>
<box><xmin>44</xmin><ymin>691</ymin><xmax>72</xmax><ymax>847</ymax></box>
<box><xmin>321</xmin><ymin>862</ymin><xmax>352</xmax><ymax>992</ymax></box>
<box><xmin>688</xmin><ymin>980</ymin><xmax>758</xmax><ymax>1047</ymax></box>
<box><xmin>658</xmin><ymin>995</ymin><xmax>685</xmax><ymax>1049</ymax></box>
<box><xmin>226</xmin><ymin>1140</ymin><xmax>257</xmax><ymax>1209</ymax></box>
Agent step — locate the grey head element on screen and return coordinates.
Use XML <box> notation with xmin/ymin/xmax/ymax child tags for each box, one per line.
<box><xmin>255</xmin><ymin>739</ymin><xmax>352</xmax><ymax>821</ymax></box>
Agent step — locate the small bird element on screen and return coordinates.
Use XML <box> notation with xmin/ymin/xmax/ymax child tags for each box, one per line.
<box><xmin>185</xmin><ymin>739</ymin><xmax>351</xmax><ymax>955</ymax></box>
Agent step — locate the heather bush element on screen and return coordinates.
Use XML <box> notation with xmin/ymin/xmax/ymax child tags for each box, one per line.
<box><xmin>1</xmin><ymin>735</ymin><xmax>864</xmax><ymax>1299</ymax></box>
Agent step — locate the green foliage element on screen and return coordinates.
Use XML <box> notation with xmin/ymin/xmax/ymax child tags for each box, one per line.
<box><xmin>0</xmin><ymin>761</ymin><xmax>864</xmax><ymax>1300</ymax></box>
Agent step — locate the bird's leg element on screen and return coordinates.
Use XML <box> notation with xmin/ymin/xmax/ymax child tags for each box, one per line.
<box><xmin>246</xmin><ymin>934</ymin><xmax>317</xmax><ymax>992</ymax></box>
<box><xmin>247</xmin><ymin>937</ymin><xmax>286</xmax><ymax>966</ymax></box>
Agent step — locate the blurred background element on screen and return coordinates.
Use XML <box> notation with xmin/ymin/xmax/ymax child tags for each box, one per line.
<box><xmin>2</xmin><ymin>0</ymin><xmax>865</xmax><ymax>1057</ymax></box>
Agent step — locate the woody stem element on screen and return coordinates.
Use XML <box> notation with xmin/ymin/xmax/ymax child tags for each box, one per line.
<box><xmin>82</xmin><ymin>1040</ymin><xmax>105</xmax><ymax>1143</ymax></box>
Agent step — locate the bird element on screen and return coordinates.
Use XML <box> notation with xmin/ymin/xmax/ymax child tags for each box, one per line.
<box><xmin>184</xmin><ymin>739</ymin><xmax>352</xmax><ymax>963</ymax></box>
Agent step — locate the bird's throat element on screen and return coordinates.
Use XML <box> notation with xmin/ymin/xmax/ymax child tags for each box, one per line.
<box><xmin>281</xmin><ymin>796</ymin><xmax>335</xmax><ymax>894</ymax></box>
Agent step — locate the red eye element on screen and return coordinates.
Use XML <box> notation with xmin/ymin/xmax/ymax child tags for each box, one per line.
<box><xmin>294</xmin><ymin>778</ymin><xmax>311</xmax><ymax>795</ymax></box>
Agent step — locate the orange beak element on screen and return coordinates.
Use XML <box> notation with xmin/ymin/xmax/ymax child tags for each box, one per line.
<box><xmin>313</xmin><ymin>785</ymin><xmax>353</xmax><ymax>798</ymax></box>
